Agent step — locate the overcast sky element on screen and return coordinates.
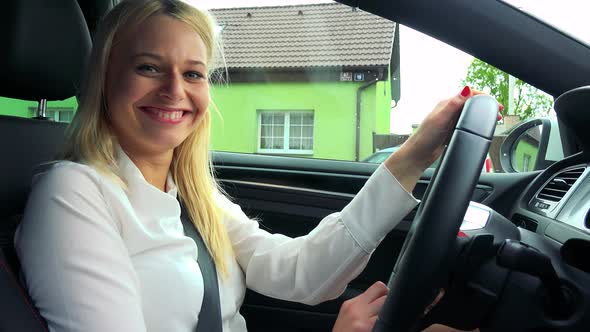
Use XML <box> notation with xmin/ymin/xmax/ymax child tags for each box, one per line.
<box><xmin>199</xmin><ymin>0</ymin><xmax>589</xmax><ymax>134</ymax></box>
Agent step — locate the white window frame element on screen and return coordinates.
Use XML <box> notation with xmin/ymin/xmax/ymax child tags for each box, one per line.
<box><xmin>257</xmin><ymin>110</ymin><xmax>314</xmax><ymax>155</ymax></box>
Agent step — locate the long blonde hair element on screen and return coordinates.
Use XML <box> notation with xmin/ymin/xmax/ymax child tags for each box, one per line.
<box><xmin>63</xmin><ymin>0</ymin><xmax>232</xmax><ymax>274</ymax></box>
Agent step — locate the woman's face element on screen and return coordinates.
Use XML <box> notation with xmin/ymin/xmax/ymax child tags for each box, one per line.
<box><xmin>105</xmin><ymin>14</ymin><xmax>210</xmax><ymax>157</ymax></box>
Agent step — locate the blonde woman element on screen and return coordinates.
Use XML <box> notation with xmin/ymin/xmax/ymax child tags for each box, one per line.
<box><xmin>15</xmin><ymin>1</ymin><xmax>494</xmax><ymax>331</ymax></box>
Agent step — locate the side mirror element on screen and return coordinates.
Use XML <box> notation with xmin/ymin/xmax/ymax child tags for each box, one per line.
<box><xmin>499</xmin><ymin>117</ymin><xmax>564</xmax><ymax>172</ymax></box>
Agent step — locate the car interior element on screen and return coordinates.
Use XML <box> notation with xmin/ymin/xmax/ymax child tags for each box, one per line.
<box><xmin>1</xmin><ymin>0</ymin><xmax>590</xmax><ymax>331</ymax></box>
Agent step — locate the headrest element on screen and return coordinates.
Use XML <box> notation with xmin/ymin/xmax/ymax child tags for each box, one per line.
<box><xmin>0</xmin><ymin>0</ymin><xmax>92</xmax><ymax>101</ymax></box>
<box><xmin>78</xmin><ymin>0</ymin><xmax>117</xmax><ymax>39</ymax></box>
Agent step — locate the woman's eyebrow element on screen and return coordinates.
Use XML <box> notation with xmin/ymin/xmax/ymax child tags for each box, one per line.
<box><xmin>133</xmin><ymin>52</ymin><xmax>206</xmax><ymax>66</ymax></box>
<box><xmin>186</xmin><ymin>59</ymin><xmax>207</xmax><ymax>67</ymax></box>
<box><xmin>133</xmin><ymin>52</ymin><xmax>162</xmax><ymax>60</ymax></box>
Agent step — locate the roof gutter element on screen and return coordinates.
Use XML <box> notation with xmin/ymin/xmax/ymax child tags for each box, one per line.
<box><xmin>355</xmin><ymin>78</ymin><xmax>379</xmax><ymax>161</ymax></box>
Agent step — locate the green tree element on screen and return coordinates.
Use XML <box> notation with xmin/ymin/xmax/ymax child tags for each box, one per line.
<box><xmin>462</xmin><ymin>58</ymin><xmax>552</xmax><ymax>120</ymax></box>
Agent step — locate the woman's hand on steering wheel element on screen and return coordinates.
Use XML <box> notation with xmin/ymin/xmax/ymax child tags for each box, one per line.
<box><xmin>384</xmin><ymin>86</ymin><xmax>502</xmax><ymax>193</ymax></box>
<box><xmin>332</xmin><ymin>282</ymin><xmax>445</xmax><ymax>332</ymax></box>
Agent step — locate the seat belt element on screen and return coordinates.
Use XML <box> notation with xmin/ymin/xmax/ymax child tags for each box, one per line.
<box><xmin>179</xmin><ymin>202</ymin><xmax>223</xmax><ymax>332</ymax></box>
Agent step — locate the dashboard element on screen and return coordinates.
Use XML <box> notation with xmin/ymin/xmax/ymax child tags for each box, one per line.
<box><xmin>507</xmin><ymin>86</ymin><xmax>590</xmax><ymax>246</ymax></box>
<box><xmin>504</xmin><ymin>90</ymin><xmax>590</xmax><ymax>253</ymax></box>
<box><xmin>528</xmin><ymin>161</ymin><xmax>590</xmax><ymax>233</ymax></box>
<box><xmin>510</xmin><ymin>151</ymin><xmax>590</xmax><ymax>246</ymax></box>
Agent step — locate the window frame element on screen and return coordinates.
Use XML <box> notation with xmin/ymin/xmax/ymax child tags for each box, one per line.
<box><xmin>257</xmin><ymin>110</ymin><xmax>314</xmax><ymax>155</ymax></box>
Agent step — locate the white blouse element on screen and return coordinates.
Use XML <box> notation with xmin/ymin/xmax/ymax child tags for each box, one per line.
<box><xmin>15</xmin><ymin>150</ymin><xmax>418</xmax><ymax>332</ymax></box>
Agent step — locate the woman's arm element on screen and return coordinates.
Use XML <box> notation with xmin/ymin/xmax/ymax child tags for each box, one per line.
<box><xmin>221</xmin><ymin>163</ymin><xmax>418</xmax><ymax>305</ymax></box>
<box><xmin>15</xmin><ymin>163</ymin><xmax>146</xmax><ymax>332</ymax></box>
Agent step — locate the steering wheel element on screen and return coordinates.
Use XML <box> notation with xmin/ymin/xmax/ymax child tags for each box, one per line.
<box><xmin>373</xmin><ymin>95</ymin><xmax>499</xmax><ymax>331</ymax></box>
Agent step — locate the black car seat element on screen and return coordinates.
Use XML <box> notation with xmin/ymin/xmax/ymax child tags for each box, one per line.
<box><xmin>0</xmin><ymin>0</ymin><xmax>92</xmax><ymax>330</ymax></box>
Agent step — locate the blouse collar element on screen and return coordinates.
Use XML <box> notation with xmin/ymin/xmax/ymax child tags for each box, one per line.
<box><xmin>114</xmin><ymin>144</ymin><xmax>178</xmax><ymax>199</ymax></box>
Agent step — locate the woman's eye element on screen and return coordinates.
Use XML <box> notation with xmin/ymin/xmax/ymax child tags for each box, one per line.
<box><xmin>136</xmin><ymin>64</ymin><xmax>158</xmax><ymax>73</ymax></box>
<box><xmin>185</xmin><ymin>71</ymin><xmax>205</xmax><ymax>80</ymax></box>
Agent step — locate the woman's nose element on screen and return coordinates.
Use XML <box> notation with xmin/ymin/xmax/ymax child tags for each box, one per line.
<box><xmin>158</xmin><ymin>73</ymin><xmax>185</xmax><ymax>102</ymax></box>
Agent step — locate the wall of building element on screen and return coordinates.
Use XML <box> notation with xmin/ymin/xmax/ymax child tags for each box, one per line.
<box><xmin>210</xmin><ymin>79</ymin><xmax>391</xmax><ymax>161</ymax></box>
<box><xmin>513</xmin><ymin>138</ymin><xmax>539</xmax><ymax>171</ymax></box>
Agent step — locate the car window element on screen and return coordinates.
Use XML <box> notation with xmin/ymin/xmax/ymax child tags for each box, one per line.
<box><xmin>0</xmin><ymin>96</ymin><xmax>78</xmax><ymax>122</ymax></box>
<box><xmin>0</xmin><ymin>0</ymin><xmax>565</xmax><ymax>173</ymax></box>
<box><xmin>205</xmin><ymin>1</ymin><xmax>564</xmax><ymax>173</ymax></box>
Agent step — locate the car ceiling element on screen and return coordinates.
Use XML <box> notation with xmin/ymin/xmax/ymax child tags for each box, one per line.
<box><xmin>337</xmin><ymin>0</ymin><xmax>590</xmax><ymax>99</ymax></box>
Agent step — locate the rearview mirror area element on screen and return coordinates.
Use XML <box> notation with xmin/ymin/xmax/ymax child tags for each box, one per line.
<box><xmin>511</xmin><ymin>125</ymin><xmax>542</xmax><ymax>172</ymax></box>
<box><xmin>499</xmin><ymin>117</ymin><xmax>564</xmax><ymax>172</ymax></box>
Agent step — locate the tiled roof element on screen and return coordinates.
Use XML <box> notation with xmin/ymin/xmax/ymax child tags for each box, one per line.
<box><xmin>210</xmin><ymin>3</ymin><xmax>395</xmax><ymax>70</ymax></box>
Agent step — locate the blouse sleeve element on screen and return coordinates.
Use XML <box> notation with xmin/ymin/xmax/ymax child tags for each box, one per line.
<box><xmin>14</xmin><ymin>163</ymin><xmax>147</xmax><ymax>332</ymax></box>
<box><xmin>221</xmin><ymin>164</ymin><xmax>419</xmax><ymax>305</ymax></box>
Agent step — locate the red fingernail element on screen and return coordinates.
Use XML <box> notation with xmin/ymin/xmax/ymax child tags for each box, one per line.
<box><xmin>460</xmin><ymin>85</ymin><xmax>471</xmax><ymax>97</ymax></box>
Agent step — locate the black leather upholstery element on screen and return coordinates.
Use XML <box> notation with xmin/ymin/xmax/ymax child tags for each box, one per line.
<box><xmin>0</xmin><ymin>251</ymin><xmax>48</xmax><ymax>332</ymax></box>
<box><xmin>0</xmin><ymin>0</ymin><xmax>92</xmax><ymax>101</ymax></box>
<box><xmin>0</xmin><ymin>0</ymin><xmax>94</xmax><ymax>330</ymax></box>
<box><xmin>0</xmin><ymin>116</ymin><xmax>67</xmax><ymax>331</ymax></box>
<box><xmin>0</xmin><ymin>116</ymin><xmax>67</xmax><ymax>252</ymax></box>
<box><xmin>77</xmin><ymin>0</ymin><xmax>118</xmax><ymax>39</ymax></box>
<box><xmin>0</xmin><ymin>116</ymin><xmax>68</xmax><ymax>219</ymax></box>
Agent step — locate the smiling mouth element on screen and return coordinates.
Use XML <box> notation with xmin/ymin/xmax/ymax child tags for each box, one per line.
<box><xmin>139</xmin><ymin>106</ymin><xmax>191</xmax><ymax>123</ymax></box>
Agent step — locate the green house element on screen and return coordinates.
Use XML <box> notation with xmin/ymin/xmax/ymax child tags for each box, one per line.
<box><xmin>209</xmin><ymin>3</ymin><xmax>399</xmax><ymax>161</ymax></box>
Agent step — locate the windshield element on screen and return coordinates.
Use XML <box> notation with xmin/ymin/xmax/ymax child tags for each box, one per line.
<box><xmin>502</xmin><ymin>0</ymin><xmax>590</xmax><ymax>46</ymax></box>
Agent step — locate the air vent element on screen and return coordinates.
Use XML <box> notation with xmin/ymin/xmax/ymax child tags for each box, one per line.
<box><xmin>537</xmin><ymin>167</ymin><xmax>586</xmax><ymax>202</ymax></box>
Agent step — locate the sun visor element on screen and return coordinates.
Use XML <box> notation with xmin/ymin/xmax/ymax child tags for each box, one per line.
<box><xmin>0</xmin><ymin>0</ymin><xmax>92</xmax><ymax>101</ymax></box>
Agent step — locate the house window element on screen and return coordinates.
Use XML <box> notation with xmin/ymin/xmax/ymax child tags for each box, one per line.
<box><xmin>258</xmin><ymin>111</ymin><xmax>314</xmax><ymax>154</ymax></box>
<box><xmin>29</xmin><ymin>107</ymin><xmax>75</xmax><ymax>123</ymax></box>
